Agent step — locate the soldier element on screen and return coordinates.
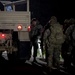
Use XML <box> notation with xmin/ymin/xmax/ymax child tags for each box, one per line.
<box><xmin>65</xmin><ymin>18</ymin><xmax>75</xmax><ymax>68</ymax></box>
<box><xmin>43</xmin><ymin>16</ymin><xmax>65</xmax><ymax>72</ymax></box>
<box><xmin>43</xmin><ymin>20</ymin><xmax>51</xmax><ymax>61</ymax></box>
<box><xmin>29</xmin><ymin>18</ymin><xmax>43</xmax><ymax>62</ymax></box>
<box><xmin>61</xmin><ymin>19</ymin><xmax>70</xmax><ymax>65</ymax></box>
<box><xmin>63</xmin><ymin>19</ymin><xmax>70</xmax><ymax>34</ymax></box>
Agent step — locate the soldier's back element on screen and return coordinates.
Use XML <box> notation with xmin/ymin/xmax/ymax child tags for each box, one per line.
<box><xmin>49</xmin><ymin>23</ymin><xmax>65</xmax><ymax>44</ymax></box>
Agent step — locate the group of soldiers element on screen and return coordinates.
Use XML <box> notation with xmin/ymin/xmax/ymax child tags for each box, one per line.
<box><xmin>29</xmin><ymin>16</ymin><xmax>75</xmax><ymax>72</ymax></box>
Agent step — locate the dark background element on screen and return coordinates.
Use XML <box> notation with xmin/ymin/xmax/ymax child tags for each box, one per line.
<box><xmin>30</xmin><ymin>0</ymin><xmax>75</xmax><ymax>25</ymax></box>
<box><xmin>0</xmin><ymin>0</ymin><xmax>75</xmax><ymax>25</ymax></box>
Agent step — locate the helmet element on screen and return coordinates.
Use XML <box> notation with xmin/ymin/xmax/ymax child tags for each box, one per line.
<box><xmin>69</xmin><ymin>18</ymin><xmax>75</xmax><ymax>24</ymax></box>
<box><xmin>50</xmin><ymin>16</ymin><xmax>57</xmax><ymax>23</ymax></box>
<box><xmin>31</xmin><ymin>18</ymin><xmax>37</xmax><ymax>23</ymax></box>
<box><xmin>31</xmin><ymin>18</ymin><xmax>39</xmax><ymax>25</ymax></box>
<box><xmin>64</xmin><ymin>19</ymin><xmax>69</xmax><ymax>24</ymax></box>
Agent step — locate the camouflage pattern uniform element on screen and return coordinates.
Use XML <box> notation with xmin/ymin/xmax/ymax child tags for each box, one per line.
<box><xmin>43</xmin><ymin>25</ymin><xmax>51</xmax><ymax>62</ymax></box>
<box><xmin>61</xmin><ymin>19</ymin><xmax>70</xmax><ymax>62</ymax></box>
<box><xmin>63</xmin><ymin>19</ymin><xmax>70</xmax><ymax>34</ymax></box>
<box><xmin>42</xmin><ymin>21</ymin><xmax>51</xmax><ymax>61</ymax></box>
<box><xmin>65</xmin><ymin>18</ymin><xmax>75</xmax><ymax>67</ymax></box>
<box><xmin>29</xmin><ymin>18</ymin><xmax>43</xmax><ymax>62</ymax></box>
<box><xmin>43</xmin><ymin>16</ymin><xmax>64</xmax><ymax>71</ymax></box>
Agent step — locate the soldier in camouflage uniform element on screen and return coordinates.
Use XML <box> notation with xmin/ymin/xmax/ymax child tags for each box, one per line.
<box><xmin>65</xmin><ymin>18</ymin><xmax>75</xmax><ymax>67</ymax></box>
<box><xmin>43</xmin><ymin>16</ymin><xmax>65</xmax><ymax>71</ymax></box>
<box><xmin>43</xmin><ymin>20</ymin><xmax>51</xmax><ymax>62</ymax></box>
<box><xmin>63</xmin><ymin>19</ymin><xmax>70</xmax><ymax>34</ymax></box>
<box><xmin>61</xmin><ymin>19</ymin><xmax>70</xmax><ymax>60</ymax></box>
<box><xmin>29</xmin><ymin>18</ymin><xmax>43</xmax><ymax>62</ymax></box>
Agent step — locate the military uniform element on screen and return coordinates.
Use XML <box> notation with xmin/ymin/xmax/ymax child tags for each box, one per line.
<box><xmin>43</xmin><ymin>16</ymin><xmax>65</xmax><ymax>71</ymax></box>
<box><xmin>43</xmin><ymin>28</ymin><xmax>50</xmax><ymax>62</ymax></box>
<box><xmin>65</xmin><ymin>22</ymin><xmax>75</xmax><ymax>67</ymax></box>
<box><xmin>29</xmin><ymin>18</ymin><xmax>43</xmax><ymax>62</ymax></box>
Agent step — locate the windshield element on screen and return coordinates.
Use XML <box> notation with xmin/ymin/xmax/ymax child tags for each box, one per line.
<box><xmin>5</xmin><ymin>5</ymin><xmax>13</xmax><ymax>11</ymax></box>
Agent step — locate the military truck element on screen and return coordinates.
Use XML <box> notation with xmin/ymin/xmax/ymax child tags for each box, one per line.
<box><xmin>0</xmin><ymin>0</ymin><xmax>31</xmax><ymax>61</ymax></box>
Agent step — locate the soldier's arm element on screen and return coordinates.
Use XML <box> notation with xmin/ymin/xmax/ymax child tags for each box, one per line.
<box><xmin>43</xmin><ymin>29</ymin><xmax>50</xmax><ymax>45</ymax></box>
<box><xmin>65</xmin><ymin>25</ymin><xmax>74</xmax><ymax>40</ymax></box>
<box><xmin>65</xmin><ymin>25</ymin><xmax>74</xmax><ymax>36</ymax></box>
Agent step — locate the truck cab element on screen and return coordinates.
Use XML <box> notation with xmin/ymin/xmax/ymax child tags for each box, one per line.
<box><xmin>0</xmin><ymin>0</ymin><xmax>31</xmax><ymax>62</ymax></box>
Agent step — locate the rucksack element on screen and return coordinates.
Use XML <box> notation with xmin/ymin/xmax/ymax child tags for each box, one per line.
<box><xmin>48</xmin><ymin>23</ymin><xmax>65</xmax><ymax>44</ymax></box>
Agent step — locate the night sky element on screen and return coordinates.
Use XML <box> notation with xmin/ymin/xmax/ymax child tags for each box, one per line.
<box><xmin>0</xmin><ymin>0</ymin><xmax>75</xmax><ymax>25</ymax></box>
<box><xmin>30</xmin><ymin>0</ymin><xmax>75</xmax><ymax>25</ymax></box>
